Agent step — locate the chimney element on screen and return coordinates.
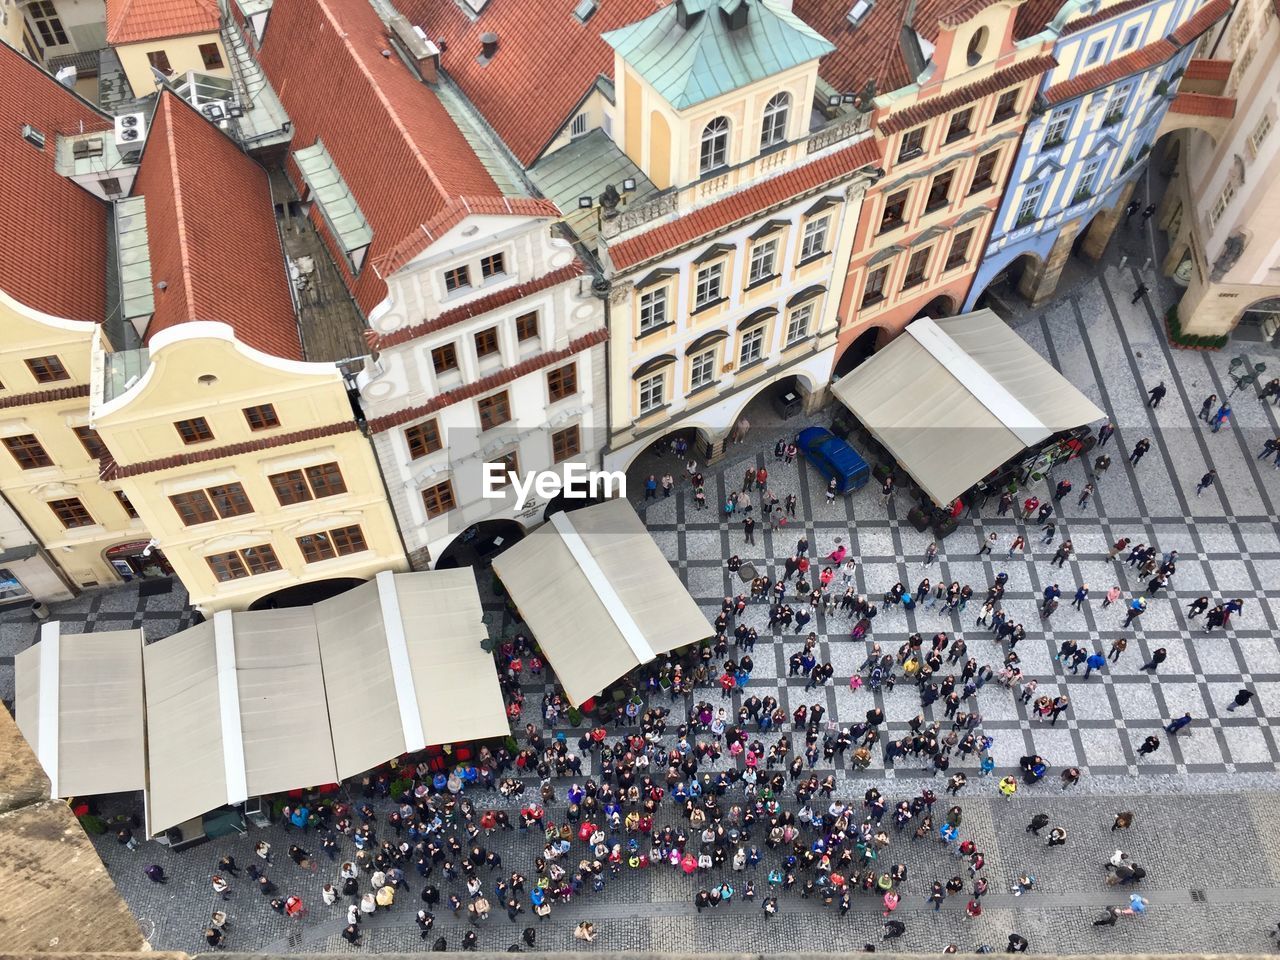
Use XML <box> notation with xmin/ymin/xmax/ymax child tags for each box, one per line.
<box><xmin>480</xmin><ymin>31</ymin><xmax>498</xmax><ymax>60</ymax></box>
<box><xmin>674</xmin><ymin>0</ymin><xmax>702</xmax><ymax>29</ymax></box>
<box><xmin>386</xmin><ymin>14</ymin><xmax>441</xmax><ymax>83</ymax></box>
<box><xmin>417</xmin><ymin>34</ymin><xmax>441</xmax><ymax>83</ymax></box>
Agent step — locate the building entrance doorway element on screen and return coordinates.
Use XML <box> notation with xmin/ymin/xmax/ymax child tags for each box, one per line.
<box><xmin>105</xmin><ymin>540</ymin><xmax>173</xmax><ymax>582</ymax></box>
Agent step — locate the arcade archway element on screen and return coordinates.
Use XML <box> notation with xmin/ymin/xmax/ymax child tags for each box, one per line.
<box><xmin>834</xmin><ymin>325</ymin><xmax>885</xmax><ymax>379</ymax></box>
<box><xmin>248</xmin><ymin>577</ymin><xmax>365</xmax><ymax>610</ymax></box>
<box><xmin>434</xmin><ymin>518</ymin><xmax>526</xmax><ymax>570</ymax></box>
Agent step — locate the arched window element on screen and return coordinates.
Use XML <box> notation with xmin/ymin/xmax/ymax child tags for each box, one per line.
<box><xmin>760</xmin><ymin>92</ymin><xmax>790</xmax><ymax>149</ymax></box>
<box><xmin>699</xmin><ymin>117</ymin><xmax>730</xmax><ymax>174</ymax></box>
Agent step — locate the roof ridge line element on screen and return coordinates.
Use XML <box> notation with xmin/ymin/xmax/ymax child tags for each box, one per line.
<box><xmin>158</xmin><ymin>95</ymin><xmax>200</xmax><ymax>325</ymax></box>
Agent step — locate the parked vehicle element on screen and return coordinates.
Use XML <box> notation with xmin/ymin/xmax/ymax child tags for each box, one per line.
<box><xmin>796</xmin><ymin>426</ymin><xmax>870</xmax><ymax>493</ymax></box>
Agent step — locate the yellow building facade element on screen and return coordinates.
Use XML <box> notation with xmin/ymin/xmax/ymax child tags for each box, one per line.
<box><xmin>90</xmin><ymin>322</ymin><xmax>406</xmax><ymax>613</ymax></box>
<box><xmin>114</xmin><ymin>31</ymin><xmax>229</xmax><ymax>99</ymax></box>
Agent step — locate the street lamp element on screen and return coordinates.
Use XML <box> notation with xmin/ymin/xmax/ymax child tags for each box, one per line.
<box><xmin>1228</xmin><ymin>356</ymin><xmax>1266</xmax><ymax>394</ymax></box>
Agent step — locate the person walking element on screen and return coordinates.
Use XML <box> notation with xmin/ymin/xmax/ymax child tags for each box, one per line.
<box><xmin>743</xmin><ymin>516</ymin><xmax>755</xmax><ymax>545</ymax></box>
<box><xmin>1199</xmin><ymin>394</ymin><xmax>1217</xmax><ymax>421</ymax></box>
<box><xmin>1141</xmin><ymin>202</ymin><xmax>1156</xmax><ymax>222</ymax></box>
<box><xmin>1026</xmin><ymin>813</ymin><xmax>1050</xmax><ymax>836</ymax></box>
<box><xmin>1006</xmin><ymin>535</ymin><xmax>1025</xmax><ymax>559</ymax></box>
<box><xmin>1098</xmin><ymin>422</ymin><xmax>1115</xmax><ymax>447</ymax></box>
<box><xmin>1107</xmin><ymin>636</ymin><xmax>1127</xmax><ymax>662</ymax></box>
<box><xmin>1147</xmin><ymin>382</ymin><xmax>1166</xmax><ymax>407</ymax></box>
<box><xmin>1139</xmin><ymin>646</ymin><xmax>1166</xmax><ymax>672</ymax></box>
<box><xmin>144</xmin><ymin>864</ymin><xmax>168</xmax><ymax>884</ymax></box>
<box><xmin>1051</xmin><ymin>540</ymin><xmax>1073</xmax><ymax>568</ymax></box>
<box><xmin>212</xmin><ymin>875</ymin><xmax>232</xmax><ymax>900</ymax></box>
<box><xmin>1102</xmin><ymin>585</ymin><xmax>1122</xmax><ymax>609</ymax></box>
<box><xmin>1165</xmin><ymin>712</ymin><xmax>1193</xmax><ymax>736</ymax></box>
<box><xmin>1122</xmin><ymin>597</ymin><xmax>1147</xmax><ymax>628</ymax></box>
<box><xmin>1211</xmin><ymin>403</ymin><xmax>1232</xmax><ymax>433</ymax></box>
<box><xmin>1125</xmin><ymin>198</ymin><xmax>1141</xmax><ymax>219</ymax></box>
<box><xmin>1112</xmin><ymin>812</ymin><xmax>1134</xmax><ymax>831</ymax></box>
<box><xmin>1227</xmin><ymin>688</ymin><xmax>1255</xmax><ymax>713</ymax></box>
<box><xmin>1131</xmin><ymin>283</ymin><xmax>1150</xmax><ymax>305</ymax></box>
<box><xmin>1129</xmin><ymin>438</ymin><xmax>1151</xmax><ymax>465</ymax></box>
<box><xmin>1137</xmin><ymin>735</ymin><xmax>1161</xmax><ymax>756</ymax></box>
<box><xmin>1077</xmin><ymin>483</ymin><xmax>1094</xmax><ymax>509</ymax></box>
<box><xmin>1195</xmin><ymin>470</ymin><xmax>1217</xmax><ymax>497</ymax></box>
<box><xmin>1107</xmin><ymin>537</ymin><xmax>1130</xmax><ymax>560</ymax></box>
<box><xmin>1072</xmin><ymin>585</ymin><xmax>1089</xmax><ymax>609</ymax></box>
<box><xmin>976</xmin><ymin>531</ymin><xmax>998</xmax><ymax>556</ymax></box>
<box><xmin>1046</xmin><ymin>827</ymin><xmax>1067</xmax><ymax>848</ymax></box>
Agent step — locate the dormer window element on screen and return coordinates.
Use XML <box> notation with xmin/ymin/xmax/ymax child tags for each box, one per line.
<box><xmin>700</xmin><ymin>117</ymin><xmax>730</xmax><ymax>174</ymax></box>
<box><xmin>760</xmin><ymin>93</ymin><xmax>790</xmax><ymax>149</ymax></box>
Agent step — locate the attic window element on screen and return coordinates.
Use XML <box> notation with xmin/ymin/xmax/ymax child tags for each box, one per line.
<box><xmin>22</xmin><ymin>125</ymin><xmax>46</xmax><ymax>150</ymax></box>
<box><xmin>847</xmin><ymin>0</ymin><xmax>873</xmax><ymax>26</ymax></box>
<box><xmin>574</xmin><ymin>0</ymin><xmax>597</xmax><ymax>23</ymax></box>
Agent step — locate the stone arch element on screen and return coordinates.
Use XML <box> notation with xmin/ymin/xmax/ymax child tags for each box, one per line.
<box><xmin>432</xmin><ymin>518</ymin><xmax>528</xmax><ymax>570</ymax></box>
<box><xmin>833</xmin><ymin>324</ymin><xmax>887</xmax><ymax>379</ymax></box>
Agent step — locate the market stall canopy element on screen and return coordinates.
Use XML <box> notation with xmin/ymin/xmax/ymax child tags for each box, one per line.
<box><xmin>492</xmin><ymin>498</ymin><xmax>710</xmax><ymax>706</ymax></box>
<box><xmin>831</xmin><ymin>311</ymin><xmax>1104</xmax><ymax>506</ymax></box>
<box><xmin>14</xmin><ymin>625</ymin><xmax>145</xmax><ymax>799</ymax></box>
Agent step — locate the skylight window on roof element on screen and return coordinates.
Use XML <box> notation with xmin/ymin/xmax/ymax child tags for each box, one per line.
<box><xmin>847</xmin><ymin>0</ymin><xmax>873</xmax><ymax>26</ymax></box>
<box><xmin>293</xmin><ymin>139</ymin><xmax>374</xmax><ymax>275</ymax></box>
<box><xmin>574</xmin><ymin>0</ymin><xmax>598</xmax><ymax>23</ymax></box>
<box><xmin>113</xmin><ymin>196</ymin><xmax>156</xmax><ymax>324</ymax></box>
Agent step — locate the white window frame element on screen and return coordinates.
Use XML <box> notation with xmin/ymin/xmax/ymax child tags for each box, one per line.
<box><xmin>700</xmin><ymin>117</ymin><xmax>730</xmax><ymax>174</ymax></box>
<box><xmin>639</xmin><ymin>287</ymin><xmax>668</xmax><ymax>332</ymax></box>
<box><xmin>760</xmin><ymin>92</ymin><xmax>790</xmax><ymax>149</ymax></box>
<box><xmin>1121</xmin><ymin>24</ymin><xmax>1140</xmax><ymax>49</ymax></box>
<box><xmin>689</xmin><ymin>348</ymin><xmax>716</xmax><ymax>391</ymax></box>
<box><xmin>1086</xmin><ymin>39</ymin><xmax>1105</xmax><ymax>64</ymax></box>
<box><xmin>1249</xmin><ymin>112</ymin><xmax>1273</xmax><ymax>154</ymax></box>
<box><xmin>1017</xmin><ymin>182</ymin><xmax>1045</xmax><ymax>223</ymax></box>
<box><xmin>695</xmin><ymin>262</ymin><xmax>724</xmax><ymax>308</ymax></box>
<box><xmin>1209</xmin><ymin>180</ymin><xmax>1237</xmax><ymax>228</ymax></box>
<box><xmin>638</xmin><ymin>372</ymin><xmax>666</xmax><ymax>414</ymax></box>
<box><xmin>739</xmin><ymin>326</ymin><xmax>767</xmax><ymax>366</ymax></box>
<box><xmin>785</xmin><ymin>303</ymin><xmax>813</xmax><ymax>346</ymax></box>
<box><xmin>1044</xmin><ymin>108</ymin><xmax>1071</xmax><ymax>146</ymax></box>
<box><xmin>748</xmin><ymin>238</ymin><xmax>778</xmax><ymax>284</ymax></box>
<box><xmin>801</xmin><ymin>216</ymin><xmax>829</xmax><ymax>260</ymax></box>
<box><xmin>1076</xmin><ymin>158</ymin><xmax>1102</xmax><ymax>198</ymax></box>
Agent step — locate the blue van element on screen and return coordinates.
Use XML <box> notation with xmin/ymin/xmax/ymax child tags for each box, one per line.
<box><xmin>796</xmin><ymin>426</ymin><xmax>871</xmax><ymax>493</ymax></box>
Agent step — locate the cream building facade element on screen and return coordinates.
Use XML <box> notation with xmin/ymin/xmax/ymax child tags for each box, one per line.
<box><xmin>106</xmin><ymin>0</ymin><xmax>228</xmax><ymax>99</ymax></box>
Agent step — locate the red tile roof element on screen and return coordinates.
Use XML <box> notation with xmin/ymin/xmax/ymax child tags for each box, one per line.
<box><xmin>606</xmin><ymin>137</ymin><xmax>880</xmax><ymax>272</ymax></box>
<box><xmin>368</xmin><ymin>327</ymin><xmax>609</xmax><ymax>433</ymax></box>
<box><xmin>132</xmin><ymin>93</ymin><xmax>302</xmax><ymax>360</ymax></box>
<box><xmin>1013</xmin><ymin>0</ymin><xmax>1064</xmax><ymax>40</ymax></box>
<box><xmin>107</xmin><ymin>420</ymin><xmax>359</xmax><ymax>477</ymax></box>
<box><xmin>1170</xmin><ymin>0</ymin><xmax>1231</xmax><ymax>46</ymax></box>
<box><xmin>795</xmin><ymin>0</ymin><xmax>960</xmax><ymax>96</ymax></box>
<box><xmin>376</xmin><ymin>262</ymin><xmax>585</xmax><ymax>349</ymax></box>
<box><xmin>106</xmin><ymin>0</ymin><xmax>220</xmax><ymax>44</ymax></box>
<box><xmin>0</xmin><ymin>383</ymin><xmax>90</xmax><ymax>411</ymax></box>
<box><xmin>258</xmin><ymin>0</ymin><xmax>541</xmax><ymax>317</ymax></box>
<box><xmin>879</xmin><ymin>54</ymin><xmax>1056</xmax><ymax>135</ymax></box>
<box><xmin>1044</xmin><ymin>37</ymin><xmax>1177</xmax><ymax>103</ymax></box>
<box><xmin>394</xmin><ymin>0</ymin><xmax>667</xmax><ymax>166</ymax></box>
<box><xmin>0</xmin><ymin>44</ymin><xmax>108</xmax><ymax>322</ymax></box>
<box><xmin>1169</xmin><ymin>91</ymin><xmax>1236</xmax><ymax>118</ymax></box>
<box><xmin>1184</xmin><ymin>57</ymin><xmax>1232</xmax><ymax>81</ymax></box>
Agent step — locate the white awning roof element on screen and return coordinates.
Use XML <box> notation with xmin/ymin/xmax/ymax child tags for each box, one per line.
<box><xmin>492</xmin><ymin>499</ymin><xmax>710</xmax><ymax>706</ymax></box>
<box><xmin>14</xmin><ymin>625</ymin><xmax>146</xmax><ymax>799</ymax></box>
<box><xmin>831</xmin><ymin>311</ymin><xmax>1104</xmax><ymax>506</ymax></box>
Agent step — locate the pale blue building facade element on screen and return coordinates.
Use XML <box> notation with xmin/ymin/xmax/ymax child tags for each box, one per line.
<box><xmin>964</xmin><ymin>0</ymin><xmax>1223</xmax><ymax>309</ymax></box>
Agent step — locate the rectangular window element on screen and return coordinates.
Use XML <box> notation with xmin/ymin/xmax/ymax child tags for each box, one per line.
<box><xmin>240</xmin><ymin>544</ymin><xmax>282</xmax><ymax>575</ymax></box>
<box><xmin>1017</xmin><ymin>182</ymin><xmax>1045</xmax><ymax>224</ymax></box>
<box><xmin>945</xmin><ymin>228</ymin><xmax>975</xmax><ymax>269</ymax></box>
<box><xmin>898</xmin><ymin>126</ymin><xmax>926</xmax><ymax>162</ymax></box>
<box><xmin>169</xmin><ymin>490</ymin><xmax>217</xmax><ymax>526</ymax></box>
<box><xmin>25</xmin><ymin>355</ymin><xmax>69</xmax><ymax>383</ymax></box>
<box><xmin>993</xmin><ymin>89</ymin><xmax>1019</xmax><ymax>122</ymax></box>
<box><xmin>946</xmin><ymin>108</ymin><xmax>973</xmax><ymax>142</ymax></box>
<box><xmin>801</xmin><ymin>216</ymin><xmax>829</xmax><ymax>260</ymax></box>
<box><xmin>551</xmin><ymin>425</ymin><xmax>581</xmax><ymax>463</ymax></box>
<box><xmin>486</xmin><ymin>450</ymin><xmax>519</xmax><ymax>487</ymax></box>
<box><xmin>242</xmin><ymin>404</ymin><xmax>280</xmax><ymax>430</ymax></box>
<box><xmin>477</xmin><ymin>391</ymin><xmax>511</xmax><ymax>430</ymax></box>
<box><xmin>785</xmin><ymin>303</ymin><xmax>813</xmax><ymax>345</ymax></box>
<box><xmin>174</xmin><ymin>417</ymin><xmax>214</xmax><ymax>444</ymax></box>
<box><xmin>1086</xmin><ymin>39</ymin><xmax>1104</xmax><ymax>64</ymax></box>
<box><xmin>328</xmin><ymin>524</ymin><xmax>367</xmax><ymax>556</ymax></box>
<box><xmin>748</xmin><ymin>238</ymin><xmax>778</xmax><ymax>284</ymax></box>
<box><xmin>114</xmin><ymin>490</ymin><xmax>139</xmax><ymax>519</ymax></box>
<box><xmin>480</xmin><ymin>252</ymin><xmax>505</xmax><ymax>279</ymax></box>
<box><xmin>431</xmin><ymin>343</ymin><xmax>459</xmax><ymax>373</ymax></box>
<box><xmin>547</xmin><ymin>363</ymin><xmax>577</xmax><ymax>401</ymax></box>
<box><xmin>269</xmin><ymin>470</ymin><xmax>311</xmax><ymax>506</ymax></box>
<box><xmin>206</xmin><ymin>550</ymin><xmax>249</xmax><ymax>582</ymax></box>
<box><xmin>474</xmin><ymin>327</ymin><xmax>500</xmax><ymax>358</ymax></box>
<box><xmin>1249</xmin><ymin>113</ymin><xmax>1273</xmax><ymax>153</ymax></box>
<box><xmin>444</xmin><ymin>265</ymin><xmax>471</xmax><ymax>292</ymax></box>
<box><xmin>421</xmin><ymin>480</ymin><xmax>456</xmax><ymax>518</ymax></box>
<box><xmin>305</xmin><ymin>462</ymin><xmax>347</xmax><ymax>499</ymax></box>
<box><xmin>925</xmin><ymin>170</ymin><xmax>954</xmax><ymax>211</ymax></box>
<box><xmin>880</xmin><ymin>190</ymin><xmax>908</xmax><ymax>232</ymax></box>
<box><xmin>297</xmin><ymin>532</ymin><xmax>336</xmax><ymax>563</ymax></box>
<box><xmin>207</xmin><ymin>482</ymin><xmax>253</xmax><ymax>518</ymax></box>
<box><xmin>639</xmin><ymin>287</ymin><xmax>668</xmax><ymax>332</ymax></box>
<box><xmin>27</xmin><ymin>0</ymin><xmax>68</xmax><ymax>46</ymax></box>
<box><xmin>73</xmin><ymin>426</ymin><xmax>108</xmax><ymax>460</ymax></box>
<box><xmin>969</xmin><ymin>150</ymin><xmax>999</xmax><ymax>193</ymax></box>
<box><xmin>198</xmin><ymin>41</ymin><xmax>223</xmax><ymax>69</ymax></box>
<box><xmin>147</xmin><ymin>49</ymin><xmax>172</xmax><ymax>74</ymax></box>
<box><xmin>1044</xmin><ymin>108</ymin><xmax>1071</xmax><ymax>147</ymax></box>
<box><xmin>862</xmin><ymin>266</ymin><xmax>888</xmax><ymax>307</ymax></box>
<box><xmin>49</xmin><ymin>497</ymin><xmax>93</xmax><ymax>528</ymax></box>
<box><xmin>571</xmin><ymin>112</ymin><xmax>588</xmax><ymax>137</ymax></box>
<box><xmin>1210</xmin><ymin>181</ymin><xmax>1237</xmax><ymax>228</ymax></box>
<box><xmin>515</xmin><ymin>312</ymin><xmax>539</xmax><ymax>341</ymax></box>
<box><xmin>694</xmin><ymin>262</ymin><xmax>724</xmax><ymax>308</ymax></box>
<box><xmin>405</xmin><ymin>420</ymin><xmax>442</xmax><ymax>459</ymax></box>
<box><xmin>1121</xmin><ymin>23</ymin><xmax>1140</xmax><ymax>48</ymax></box>
<box><xmin>1075</xmin><ymin>158</ymin><xmax>1102</xmax><ymax>199</ymax></box>
<box><xmin>689</xmin><ymin>348</ymin><xmax>716</xmax><ymax>391</ymax></box>
<box><xmin>902</xmin><ymin>247</ymin><xmax>931</xmax><ymax>288</ymax></box>
<box><xmin>3</xmin><ymin>434</ymin><xmax>53</xmax><ymax>469</ymax></box>
<box><xmin>740</xmin><ymin>326</ymin><xmax>766</xmax><ymax>366</ymax></box>
<box><xmin>638</xmin><ymin>373</ymin><xmax>665</xmax><ymax>414</ymax></box>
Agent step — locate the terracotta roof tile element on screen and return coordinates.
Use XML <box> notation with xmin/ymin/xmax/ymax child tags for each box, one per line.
<box><xmin>879</xmin><ymin>54</ymin><xmax>1056</xmax><ymax>135</ymax></box>
<box><xmin>368</xmin><ymin>328</ymin><xmax>609</xmax><ymax>433</ymax></box>
<box><xmin>0</xmin><ymin>44</ymin><xmax>108</xmax><ymax>322</ymax></box>
<box><xmin>1169</xmin><ymin>90</ymin><xmax>1236</xmax><ymax>118</ymax></box>
<box><xmin>606</xmin><ymin>137</ymin><xmax>880</xmax><ymax>272</ymax></box>
<box><xmin>1044</xmin><ymin>37</ymin><xmax>1177</xmax><ymax>103</ymax></box>
<box><xmin>258</xmin><ymin>0</ymin><xmax>521</xmax><ymax>316</ymax></box>
<box><xmin>1184</xmin><ymin>57</ymin><xmax>1232</xmax><ymax>81</ymax></box>
<box><xmin>0</xmin><ymin>383</ymin><xmax>90</xmax><ymax>410</ymax></box>
<box><xmin>1013</xmin><ymin>0</ymin><xmax>1065</xmax><ymax>40</ymax></box>
<box><xmin>395</xmin><ymin>0</ymin><xmax>668</xmax><ymax>166</ymax></box>
<box><xmin>111</xmin><ymin>420</ymin><xmax>358</xmax><ymax>477</ymax></box>
<box><xmin>376</xmin><ymin>262</ymin><xmax>585</xmax><ymax>349</ymax></box>
<box><xmin>937</xmin><ymin>0</ymin><xmax>1006</xmax><ymax>27</ymax></box>
<box><xmin>132</xmin><ymin>93</ymin><xmax>302</xmax><ymax>360</ymax></box>
<box><xmin>106</xmin><ymin>0</ymin><xmax>220</xmax><ymax>44</ymax></box>
<box><xmin>1170</xmin><ymin>0</ymin><xmax>1231</xmax><ymax>45</ymax></box>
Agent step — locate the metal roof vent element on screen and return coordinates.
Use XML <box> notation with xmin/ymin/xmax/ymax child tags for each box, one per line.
<box><xmin>22</xmin><ymin>124</ymin><xmax>46</xmax><ymax>150</ymax></box>
<box><xmin>847</xmin><ymin>0</ymin><xmax>874</xmax><ymax>26</ymax></box>
<box><xmin>477</xmin><ymin>31</ymin><xmax>498</xmax><ymax>65</ymax></box>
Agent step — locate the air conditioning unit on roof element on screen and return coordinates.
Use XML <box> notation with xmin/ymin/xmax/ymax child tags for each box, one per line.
<box><xmin>114</xmin><ymin>112</ymin><xmax>145</xmax><ymax>146</ymax></box>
